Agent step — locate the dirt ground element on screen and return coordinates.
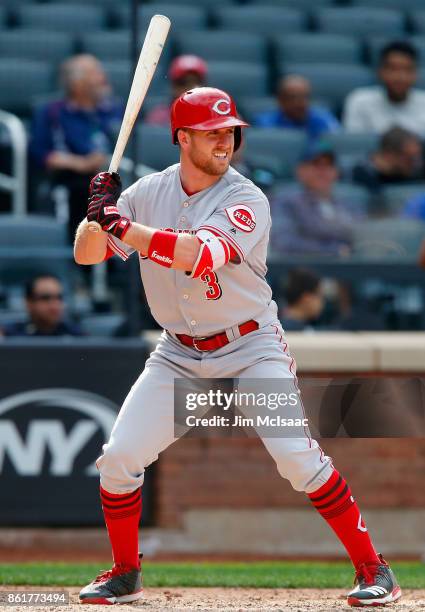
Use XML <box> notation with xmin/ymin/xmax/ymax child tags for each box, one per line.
<box><xmin>0</xmin><ymin>587</ymin><xmax>424</xmax><ymax>611</ymax></box>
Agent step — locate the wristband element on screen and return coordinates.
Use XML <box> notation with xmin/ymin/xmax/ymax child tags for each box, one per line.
<box><xmin>148</xmin><ymin>230</ymin><xmax>178</xmax><ymax>268</ymax></box>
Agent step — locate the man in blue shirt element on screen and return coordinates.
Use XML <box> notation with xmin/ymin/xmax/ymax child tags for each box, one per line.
<box><xmin>30</xmin><ymin>54</ymin><xmax>123</xmax><ymax>240</ymax></box>
<box><xmin>254</xmin><ymin>75</ymin><xmax>339</xmax><ymax>140</ymax></box>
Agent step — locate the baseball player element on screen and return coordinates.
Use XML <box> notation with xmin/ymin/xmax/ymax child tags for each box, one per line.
<box><xmin>74</xmin><ymin>87</ymin><xmax>401</xmax><ymax>607</ymax></box>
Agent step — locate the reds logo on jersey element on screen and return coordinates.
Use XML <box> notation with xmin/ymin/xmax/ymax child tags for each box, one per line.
<box><xmin>225</xmin><ymin>204</ymin><xmax>256</xmax><ymax>233</ymax></box>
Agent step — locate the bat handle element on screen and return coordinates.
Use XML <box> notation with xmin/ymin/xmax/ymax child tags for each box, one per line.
<box><xmin>87</xmin><ymin>220</ymin><xmax>102</xmax><ymax>233</ymax></box>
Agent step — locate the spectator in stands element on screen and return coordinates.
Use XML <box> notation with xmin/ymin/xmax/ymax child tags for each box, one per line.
<box><xmin>343</xmin><ymin>41</ymin><xmax>425</xmax><ymax>136</ymax></box>
<box><xmin>30</xmin><ymin>54</ymin><xmax>123</xmax><ymax>240</ymax></box>
<box><xmin>352</xmin><ymin>127</ymin><xmax>423</xmax><ymax>192</ymax></box>
<box><xmin>280</xmin><ymin>268</ymin><xmax>324</xmax><ymax>331</ymax></box>
<box><xmin>402</xmin><ymin>191</ymin><xmax>425</xmax><ymax>221</ymax></box>
<box><xmin>270</xmin><ymin>141</ymin><xmax>354</xmax><ymax>256</ymax></box>
<box><xmin>253</xmin><ymin>75</ymin><xmax>339</xmax><ymax>140</ymax></box>
<box><xmin>1</xmin><ymin>275</ymin><xmax>82</xmax><ymax>337</ymax></box>
<box><xmin>144</xmin><ymin>55</ymin><xmax>208</xmax><ymax>126</ymax></box>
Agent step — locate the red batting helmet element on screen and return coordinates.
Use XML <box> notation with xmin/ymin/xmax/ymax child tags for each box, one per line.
<box><xmin>170</xmin><ymin>87</ymin><xmax>249</xmax><ymax>151</ymax></box>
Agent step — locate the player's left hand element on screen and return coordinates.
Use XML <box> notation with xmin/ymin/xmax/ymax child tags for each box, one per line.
<box><xmin>87</xmin><ymin>193</ymin><xmax>131</xmax><ymax>240</ymax></box>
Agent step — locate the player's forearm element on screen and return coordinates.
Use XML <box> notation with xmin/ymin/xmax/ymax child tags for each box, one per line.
<box><xmin>74</xmin><ymin>218</ymin><xmax>108</xmax><ymax>265</ymax></box>
<box><xmin>122</xmin><ymin>223</ymin><xmax>199</xmax><ymax>271</ymax></box>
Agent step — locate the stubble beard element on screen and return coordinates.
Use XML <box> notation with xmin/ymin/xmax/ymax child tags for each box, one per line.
<box><xmin>189</xmin><ymin>148</ymin><xmax>231</xmax><ymax>177</ymax></box>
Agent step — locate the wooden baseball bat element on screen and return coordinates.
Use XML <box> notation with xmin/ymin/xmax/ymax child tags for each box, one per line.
<box><xmin>87</xmin><ymin>14</ymin><xmax>171</xmax><ymax>233</ymax></box>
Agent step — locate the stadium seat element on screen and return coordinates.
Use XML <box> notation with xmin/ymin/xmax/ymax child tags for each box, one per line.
<box><xmin>281</xmin><ymin>63</ymin><xmax>374</xmax><ymax>110</ymax></box>
<box><xmin>136</xmin><ymin>124</ymin><xmax>179</xmax><ymax>171</ymax></box>
<box><xmin>314</xmin><ymin>8</ymin><xmax>405</xmax><ymax>37</ymax></box>
<box><xmin>175</xmin><ymin>31</ymin><xmax>267</xmax><ymax>64</ymax></box>
<box><xmin>207</xmin><ymin>62</ymin><xmax>268</xmax><ymax>99</ymax></box>
<box><xmin>80</xmin><ymin>30</ymin><xmax>172</xmax><ymax>65</ymax></box>
<box><xmin>381</xmin><ymin>183</ymin><xmax>425</xmax><ymax>215</ymax></box>
<box><xmin>0</xmin><ymin>59</ymin><xmax>53</xmax><ymax>116</ymax></box>
<box><xmin>0</xmin><ymin>30</ymin><xmax>75</xmax><ymax>65</ymax></box>
<box><xmin>352</xmin><ymin>218</ymin><xmax>425</xmax><ymax>259</ymax></box>
<box><xmin>332</xmin><ymin>183</ymin><xmax>370</xmax><ymax>218</ymax></box>
<box><xmin>246</xmin><ymin>0</ymin><xmax>333</xmax><ymax>8</ymax></box>
<box><xmin>239</xmin><ymin>96</ymin><xmax>278</xmax><ymax>124</ymax></box>
<box><xmin>16</xmin><ymin>4</ymin><xmax>106</xmax><ymax>32</ymax></box>
<box><xmin>244</xmin><ymin>129</ymin><xmax>307</xmax><ymax>177</ymax></box>
<box><xmin>0</xmin><ymin>8</ymin><xmax>6</xmax><ymax>28</ymax></box>
<box><xmin>214</xmin><ymin>6</ymin><xmax>306</xmax><ymax>35</ymax></box>
<box><xmin>326</xmin><ymin>132</ymin><xmax>379</xmax><ymax>160</ymax></box>
<box><xmin>114</xmin><ymin>4</ymin><xmax>207</xmax><ymax>31</ymax></box>
<box><xmin>80</xmin><ymin>313</ymin><xmax>126</xmax><ymax>337</ymax></box>
<box><xmin>353</xmin><ymin>0</ymin><xmax>425</xmax><ymax>10</ymax></box>
<box><xmin>103</xmin><ymin>60</ymin><xmax>168</xmax><ymax>99</ymax></box>
<box><xmin>0</xmin><ymin>215</ymin><xmax>67</xmax><ymax>248</ymax></box>
<box><xmin>141</xmin><ymin>94</ymin><xmax>169</xmax><ymax>119</ymax></box>
<box><xmin>410</xmin><ymin>10</ymin><xmax>425</xmax><ymax>33</ymax></box>
<box><xmin>275</xmin><ymin>34</ymin><xmax>361</xmax><ymax>65</ymax></box>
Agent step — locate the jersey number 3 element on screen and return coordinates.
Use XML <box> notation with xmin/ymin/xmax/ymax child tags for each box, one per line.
<box><xmin>200</xmin><ymin>270</ymin><xmax>222</xmax><ymax>300</ymax></box>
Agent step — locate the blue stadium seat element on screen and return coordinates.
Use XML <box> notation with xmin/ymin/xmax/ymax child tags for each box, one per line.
<box><xmin>0</xmin><ymin>215</ymin><xmax>67</xmax><ymax>248</ymax></box>
<box><xmin>352</xmin><ymin>218</ymin><xmax>425</xmax><ymax>259</ymax></box>
<box><xmin>244</xmin><ymin>128</ymin><xmax>307</xmax><ymax>177</ymax></box>
<box><xmin>240</xmin><ymin>96</ymin><xmax>278</xmax><ymax>124</ymax></box>
<box><xmin>207</xmin><ymin>61</ymin><xmax>268</xmax><ymax>98</ymax></box>
<box><xmin>276</xmin><ymin>34</ymin><xmax>361</xmax><ymax>65</ymax></box>
<box><xmin>103</xmin><ymin>60</ymin><xmax>168</xmax><ymax>99</ymax></box>
<box><xmin>0</xmin><ymin>216</ymin><xmax>73</xmax><ymax>286</ymax></box>
<box><xmin>80</xmin><ymin>314</ymin><xmax>126</xmax><ymax>337</ymax></box>
<box><xmin>0</xmin><ymin>30</ymin><xmax>75</xmax><ymax>65</ymax></box>
<box><xmin>314</xmin><ymin>8</ymin><xmax>405</xmax><ymax>37</ymax></box>
<box><xmin>381</xmin><ymin>184</ymin><xmax>425</xmax><ymax>215</ymax></box>
<box><xmin>214</xmin><ymin>6</ymin><xmax>306</xmax><ymax>35</ymax></box>
<box><xmin>326</xmin><ymin>132</ymin><xmax>379</xmax><ymax>159</ymax></box>
<box><xmin>16</xmin><ymin>4</ymin><xmax>106</xmax><ymax>31</ymax></box>
<box><xmin>80</xmin><ymin>30</ymin><xmax>172</xmax><ymax>64</ymax></box>
<box><xmin>175</xmin><ymin>31</ymin><xmax>267</xmax><ymax>64</ymax></box>
<box><xmin>141</xmin><ymin>94</ymin><xmax>169</xmax><ymax>119</ymax></box>
<box><xmin>353</xmin><ymin>0</ymin><xmax>425</xmax><ymax>10</ymax></box>
<box><xmin>281</xmin><ymin>63</ymin><xmax>374</xmax><ymax>110</ymax></box>
<box><xmin>246</xmin><ymin>0</ymin><xmax>333</xmax><ymax>8</ymax></box>
<box><xmin>332</xmin><ymin>183</ymin><xmax>370</xmax><ymax>218</ymax></box>
<box><xmin>410</xmin><ymin>10</ymin><xmax>425</xmax><ymax>33</ymax></box>
<box><xmin>0</xmin><ymin>7</ymin><xmax>7</xmax><ymax>28</ymax></box>
<box><xmin>0</xmin><ymin>59</ymin><xmax>53</xmax><ymax>116</ymax></box>
<box><xmin>114</xmin><ymin>4</ymin><xmax>207</xmax><ymax>31</ymax></box>
<box><xmin>136</xmin><ymin>124</ymin><xmax>179</xmax><ymax>171</ymax></box>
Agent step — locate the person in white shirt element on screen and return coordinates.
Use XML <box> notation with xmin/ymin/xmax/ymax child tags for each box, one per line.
<box><xmin>343</xmin><ymin>41</ymin><xmax>425</xmax><ymax>136</ymax></box>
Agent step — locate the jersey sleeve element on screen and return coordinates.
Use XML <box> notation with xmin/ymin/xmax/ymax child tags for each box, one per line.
<box><xmin>197</xmin><ymin>186</ymin><xmax>270</xmax><ymax>263</ymax></box>
<box><xmin>106</xmin><ymin>188</ymin><xmax>137</xmax><ymax>261</ymax></box>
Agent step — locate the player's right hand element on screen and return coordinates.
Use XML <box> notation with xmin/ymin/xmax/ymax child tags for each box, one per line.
<box><xmin>88</xmin><ymin>171</ymin><xmax>122</xmax><ymax>201</ymax></box>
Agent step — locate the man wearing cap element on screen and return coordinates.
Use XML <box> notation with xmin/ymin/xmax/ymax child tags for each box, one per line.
<box><xmin>145</xmin><ymin>54</ymin><xmax>208</xmax><ymax>126</ymax></box>
<box><xmin>270</xmin><ymin>141</ymin><xmax>356</xmax><ymax>256</ymax></box>
<box><xmin>74</xmin><ymin>89</ymin><xmax>401</xmax><ymax>608</ymax></box>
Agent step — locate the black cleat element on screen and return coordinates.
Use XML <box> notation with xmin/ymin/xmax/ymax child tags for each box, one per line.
<box><xmin>79</xmin><ymin>562</ymin><xmax>142</xmax><ymax>605</ymax></box>
<box><xmin>348</xmin><ymin>554</ymin><xmax>402</xmax><ymax>607</ymax></box>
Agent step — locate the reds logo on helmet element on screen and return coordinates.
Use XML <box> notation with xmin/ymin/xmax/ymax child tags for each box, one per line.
<box><xmin>225</xmin><ymin>204</ymin><xmax>256</xmax><ymax>233</ymax></box>
<box><xmin>212</xmin><ymin>99</ymin><xmax>231</xmax><ymax>115</ymax></box>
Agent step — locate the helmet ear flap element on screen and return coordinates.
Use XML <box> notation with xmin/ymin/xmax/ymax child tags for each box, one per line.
<box><xmin>234</xmin><ymin>127</ymin><xmax>242</xmax><ymax>152</ymax></box>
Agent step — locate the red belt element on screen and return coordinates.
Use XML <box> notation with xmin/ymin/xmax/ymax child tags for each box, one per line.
<box><xmin>176</xmin><ymin>319</ymin><xmax>259</xmax><ymax>352</ymax></box>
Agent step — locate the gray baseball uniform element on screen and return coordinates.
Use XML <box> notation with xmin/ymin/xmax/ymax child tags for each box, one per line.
<box><xmin>97</xmin><ymin>164</ymin><xmax>333</xmax><ymax>495</ymax></box>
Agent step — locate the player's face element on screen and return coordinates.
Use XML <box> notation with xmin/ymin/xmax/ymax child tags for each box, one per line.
<box><xmin>184</xmin><ymin>127</ymin><xmax>235</xmax><ymax>176</ymax></box>
<box><xmin>27</xmin><ymin>278</ymin><xmax>65</xmax><ymax>328</ymax></box>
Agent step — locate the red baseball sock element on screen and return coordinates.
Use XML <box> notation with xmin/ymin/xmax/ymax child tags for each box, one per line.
<box><xmin>308</xmin><ymin>468</ymin><xmax>379</xmax><ymax>569</ymax></box>
<box><xmin>100</xmin><ymin>485</ymin><xmax>141</xmax><ymax>569</ymax></box>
